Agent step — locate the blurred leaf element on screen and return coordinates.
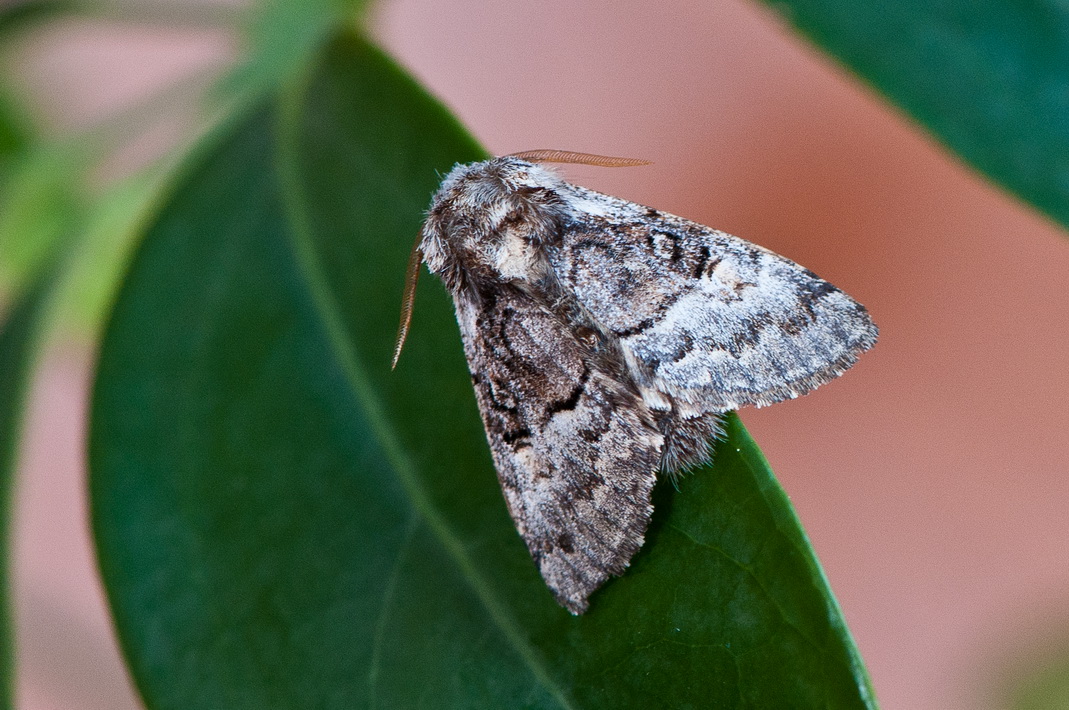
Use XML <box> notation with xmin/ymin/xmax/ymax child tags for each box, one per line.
<box><xmin>51</xmin><ymin>169</ymin><xmax>164</xmax><ymax>338</ymax></box>
<box><xmin>0</xmin><ymin>0</ymin><xmax>37</xmax><ymax>188</ymax></box>
<box><xmin>0</xmin><ymin>109</ymin><xmax>151</xmax><ymax>335</ymax></box>
<box><xmin>1001</xmin><ymin>637</ymin><xmax>1069</xmax><ymax>710</ymax></box>
<box><xmin>218</xmin><ymin>0</ymin><xmax>366</xmax><ymax>103</ymax></box>
<box><xmin>1010</xmin><ymin>668</ymin><xmax>1069</xmax><ymax>710</ymax></box>
<box><xmin>0</xmin><ymin>130</ymin><xmax>180</xmax><ymax>336</ymax></box>
<box><xmin>0</xmin><ymin>144</ymin><xmax>86</xmax><ymax>297</ymax></box>
<box><xmin>0</xmin><ymin>0</ymin><xmax>70</xmax><ymax>40</ymax></box>
<box><xmin>0</xmin><ymin>256</ymin><xmax>63</xmax><ymax>710</ymax></box>
<box><xmin>90</xmin><ymin>32</ymin><xmax>875</xmax><ymax>708</ymax></box>
<box><xmin>0</xmin><ymin>87</ymin><xmax>29</xmax><ymax>171</ymax></box>
<box><xmin>760</xmin><ymin>0</ymin><xmax>1069</xmax><ymax>232</ymax></box>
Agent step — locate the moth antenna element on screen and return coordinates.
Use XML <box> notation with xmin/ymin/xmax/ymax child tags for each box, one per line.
<box><xmin>392</xmin><ymin>240</ymin><xmax>424</xmax><ymax>369</ymax></box>
<box><xmin>506</xmin><ymin>149</ymin><xmax>651</xmax><ymax>168</ymax></box>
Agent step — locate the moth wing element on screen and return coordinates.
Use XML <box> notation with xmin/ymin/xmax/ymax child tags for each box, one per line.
<box><xmin>454</xmin><ymin>285</ymin><xmax>664</xmax><ymax>614</ymax></box>
<box><xmin>552</xmin><ymin>193</ymin><xmax>878</xmax><ymax>412</ymax></box>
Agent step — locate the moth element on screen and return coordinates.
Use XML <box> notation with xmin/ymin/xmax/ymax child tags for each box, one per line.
<box><xmin>394</xmin><ymin>150</ymin><xmax>877</xmax><ymax>614</ymax></box>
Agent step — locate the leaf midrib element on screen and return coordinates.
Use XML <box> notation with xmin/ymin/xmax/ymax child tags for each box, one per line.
<box><xmin>270</xmin><ymin>70</ymin><xmax>577</xmax><ymax>710</ymax></box>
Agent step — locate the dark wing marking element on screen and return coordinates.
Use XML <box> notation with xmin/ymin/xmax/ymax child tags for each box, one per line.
<box><xmin>552</xmin><ymin>189</ymin><xmax>878</xmax><ymax>412</ymax></box>
<box><xmin>454</xmin><ymin>285</ymin><xmax>663</xmax><ymax>613</ymax></box>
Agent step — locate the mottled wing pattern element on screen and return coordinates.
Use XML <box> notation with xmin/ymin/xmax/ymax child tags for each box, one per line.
<box><xmin>454</xmin><ymin>285</ymin><xmax>664</xmax><ymax>614</ymax></box>
<box><xmin>552</xmin><ymin>188</ymin><xmax>878</xmax><ymax>412</ymax></box>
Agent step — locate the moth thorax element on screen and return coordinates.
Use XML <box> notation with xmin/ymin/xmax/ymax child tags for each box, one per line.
<box><xmin>492</xmin><ymin>227</ymin><xmax>551</xmax><ymax>282</ymax></box>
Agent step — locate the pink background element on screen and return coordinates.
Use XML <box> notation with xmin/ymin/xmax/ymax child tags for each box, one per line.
<box><xmin>11</xmin><ymin>1</ymin><xmax>1069</xmax><ymax>707</ymax></box>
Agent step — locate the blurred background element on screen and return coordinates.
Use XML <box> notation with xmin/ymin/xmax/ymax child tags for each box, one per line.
<box><xmin>4</xmin><ymin>0</ymin><xmax>1069</xmax><ymax>708</ymax></box>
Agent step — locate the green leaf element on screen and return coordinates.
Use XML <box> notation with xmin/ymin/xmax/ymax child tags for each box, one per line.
<box><xmin>218</xmin><ymin>0</ymin><xmax>366</xmax><ymax>103</ymax></box>
<box><xmin>0</xmin><ymin>88</ymin><xmax>29</xmax><ymax>173</ymax></box>
<box><xmin>760</xmin><ymin>0</ymin><xmax>1069</xmax><ymax>231</ymax></box>
<box><xmin>0</xmin><ymin>138</ymin><xmax>174</xmax><ymax>337</ymax></box>
<box><xmin>51</xmin><ymin>170</ymin><xmax>164</xmax><ymax>339</ymax></box>
<box><xmin>1000</xmin><ymin>637</ymin><xmax>1069</xmax><ymax>710</ymax></box>
<box><xmin>90</xmin><ymin>32</ymin><xmax>875</xmax><ymax>708</ymax></box>
<box><xmin>0</xmin><ymin>259</ymin><xmax>63</xmax><ymax>710</ymax></box>
<box><xmin>0</xmin><ymin>0</ymin><xmax>69</xmax><ymax>40</ymax></box>
<box><xmin>1009</xmin><ymin>662</ymin><xmax>1069</xmax><ymax>710</ymax></box>
<box><xmin>0</xmin><ymin>144</ymin><xmax>86</xmax><ymax>297</ymax></box>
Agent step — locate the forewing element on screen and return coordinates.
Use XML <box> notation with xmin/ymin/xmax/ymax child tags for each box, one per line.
<box><xmin>552</xmin><ymin>193</ymin><xmax>878</xmax><ymax>411</ymax></box>
<box><xmin>454</xmin><ymin>285</ymin><xmax>663</xmax><ymax>614</ymax></box>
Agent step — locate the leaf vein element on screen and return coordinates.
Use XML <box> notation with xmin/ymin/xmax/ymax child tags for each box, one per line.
<box><xmin>272</xmin><ymin>99</ymin><xmax>576</xmax><ymax>709</ymax></box>
<box><xmin>666</xmin><ymin>522</ymin><xmax>822</xmax><ymax>652</ymax></box>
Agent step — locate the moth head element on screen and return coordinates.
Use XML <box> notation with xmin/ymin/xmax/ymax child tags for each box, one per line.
<box><xmin>418</xmin><ymin>157</ymin><xmax>569</xmax><ymax>291</ymax></box>
<box><xmin>394</xmin><ymin>151</ymin><xmax>650</xmax><ymax>368</ymax></box>
<box><xmin>420</xmin><ymin>152</ymin><xmax>650</xmax><ymax>281</ymax></box>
